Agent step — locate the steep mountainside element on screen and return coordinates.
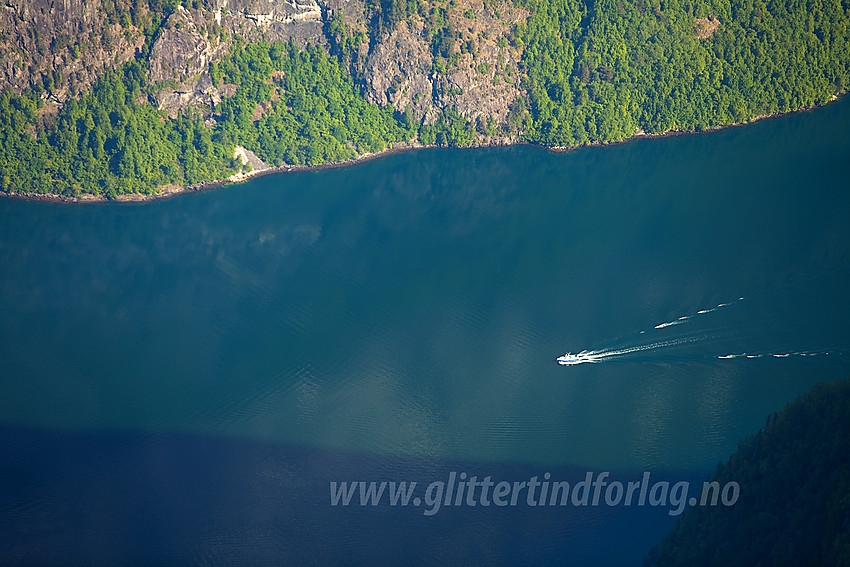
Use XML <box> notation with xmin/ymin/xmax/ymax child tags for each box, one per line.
<box><xmin>646</xmin><ymin>379</ymin><xmax>850</xmax><ymax>567</ymax></box>
<box><xmin>0</xmin><ymin>0</ymin><xmax>847</xmax><ymax>197</ymax></box>
<box><xmin>0</xmin><ymin>0</ymin><xmax>145</xmax><ymax>101</ymax></box>
<box><xmin>0</xmin><ymin>0</ymin><xmax>525</xmax><ymax>129</ymax></box>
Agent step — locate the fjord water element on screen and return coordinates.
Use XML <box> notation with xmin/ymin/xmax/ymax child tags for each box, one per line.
<box><xmin>2</xmin><ymin>97</ymin><xmax>850</xmax><ymax>565</ymax></box>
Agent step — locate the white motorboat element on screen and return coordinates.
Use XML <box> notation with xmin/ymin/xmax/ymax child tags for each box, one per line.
<box><xmin>557</xmin><ymin>352</ymin><xmax>588</xmax><ymax>365</ymax></box>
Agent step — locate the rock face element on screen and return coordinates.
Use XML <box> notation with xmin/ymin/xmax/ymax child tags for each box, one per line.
<box><xmin>0</xmin><ymin>0</ymin><xmax>528</xmax><ymax>136</ymax></box>
<box><xmin>149</xmin><ymin>7</ymin><xmax>226</xmax><ymax>85</ymax></box>
<box><xmin>361</xmin><ymin>0</ymin><xmax>526</xmax><ymax>125</ymax></box>
<box><xmin>216</xmin><ymin>0</ymin><xmax>324</xmax><ymax>44</ymax></box>
<box><xmin>148</xmin><ymin>6</ymin><xmax>229</xmax><ymax>116</ymax></box>
<box><xmin>363</xmin><ymin>20</ymin><xmax>434</xmax><ymax>118</ymax></box>
<box><xmin>429</xmin><ymin>38</ymin><xmax>524</xmax><ymax>125</ymax></box>
<box><xmin>148</xmin><ymin>0</ymin><xmax>329</xmax><ymax>115</ymax></box>
<box><xmin>0</xmin><ymin>0</ymin><xmax>145</xmax><ymax>99</ymax></box>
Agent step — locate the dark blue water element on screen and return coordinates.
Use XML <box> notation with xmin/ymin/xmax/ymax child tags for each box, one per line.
<box><xmin>1</xmin><ymin>96</ymin><xmax>849</xmax><ymax>565</ymax></box>
<box><xmin>1</xmin><ymin>427</ymin><xmax>705</xmax><ymax>566</ymax></box>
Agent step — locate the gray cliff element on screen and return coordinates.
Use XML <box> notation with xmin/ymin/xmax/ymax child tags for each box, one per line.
<box><xmin>0</xmin><ymin>0</ymin><xmax>525</xmax><ymax>138</ymax></box>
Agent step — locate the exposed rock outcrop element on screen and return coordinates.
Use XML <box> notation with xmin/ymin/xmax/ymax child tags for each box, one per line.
<box><xmin>149</xmin><ymin>6</ymin><xmax>227</xmax><ymax>85</ymax></box>
<box><xmin>694</xmin><ymin>16</ymin><xmax>720</xmax><ymax>39</ymax></box>
<box><xmin>0</xmin><ymin>0</ymin><xmax>145</xmax><ymax>99</ymax></box>
<box><xmin>363</xmin><ymin>20</ymin><xmax>434</xmax><ymax>118</ymax></box>
<box><xmin>0</xmin><ymin>0</ymin><xmax>529</xmax><ymax>137</ymax></box>
<box><xmin>215</xmin><ymin>0</ymin><xmax>324</xmax><ymax>45</ymax></box>
<box><xmin>148</xmin><ymin>0</ymin><xmax>330</xmax><ymax>116</ymax></box>
<box><xmin>148</xmin><ymin>5</ymin><xmax>229</xmax><ymax>116</ymax></box>
<box><xmin>361</xmin><ymin>0</ymin><xmax>526</xmax><ymax>125</ymax></box>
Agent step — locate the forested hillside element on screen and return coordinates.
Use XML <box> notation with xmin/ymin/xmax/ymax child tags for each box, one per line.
<box><xmin>0</xmin><ymin>39</ymin><xmax>412</xmax><ymax>197</ymax></box>
<box><xmin>0</xmin><ymin>0</ymin><xmax>848</xmax><ymax>198</ymax></box>
<box><xmin>646</xmin><ymin>379</ymin><xmax>850</xmax><ymax>567</ymax></box>
<box><xmin>515</xmin><ymin>0</ymin><xmax>850</xmax><ymax>145</ymax></box>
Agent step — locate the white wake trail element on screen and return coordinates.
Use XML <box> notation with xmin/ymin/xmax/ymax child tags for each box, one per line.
<box><xmin>560</xmin><ymin>337</ymin><xmax>702</xmax><ymax>365</ymax></box>
<box><xmin>651</xmin><ymin>297</ymin><xmax>744</xmax><ymax>330</ymax></box>
<box><xmin>558</xmin><ymin>267</ymin><xmax>849</xmax><ymax>367</ymax></box>
<box><xmin>559</xmin><ymin>296</ymin><xmax>752</xmax><ymax>366</ymax></box>
<box><xmin>717</xmin><ymin>351</ymin><xmax>833</xmax><ymax>360</ymax></box>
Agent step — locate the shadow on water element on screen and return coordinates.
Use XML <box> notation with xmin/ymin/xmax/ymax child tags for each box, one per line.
<box><xmin>0</xmin><ymin>426</ymin><xmax>705</xmax><ymax>566</ymax></box>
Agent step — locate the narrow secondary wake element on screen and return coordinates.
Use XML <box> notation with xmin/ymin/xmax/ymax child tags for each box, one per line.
<box><xmin>652</xmin><ymin>298</ymin><xmax>744</xmax><ymax>329</ymax></box>
<box><xmin>557</xmin><ymin>281</ymin><xmax>846</xmax><ymax>366</ymax></box>
<box><xmin>558</xmin><ymin>264</ymin><xmax>850</xmax><ymax>366</ymax></box>
<box><xmin>716</xmin><ymin>352</ymin><xmax>833</xmax><ymax>360</ymax></box>
<box><xmin>558</xmin><ymin>297</ymin><xmax>748</xmax><ymax>365</ymax></box>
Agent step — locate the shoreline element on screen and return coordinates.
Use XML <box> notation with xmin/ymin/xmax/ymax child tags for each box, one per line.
<box><xmin>1</xmin><ymin>93</ymin><xmax>844</xmax><ymax>205</ymax></box>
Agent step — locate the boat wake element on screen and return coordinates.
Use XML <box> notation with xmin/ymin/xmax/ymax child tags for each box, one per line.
<box><xmin>716</xmin><ymin>351</ymin><xmax>833</xmax><ymax>360</ymax></box>
<box><xmin>556</xmin><ymin>295</ymin><xmax>750</xmax><ymax>366</ymax></box>
<box><xmin>557</xmin><ymin>338</ymin><xmax>702</xmax><ymax>365</ymax></box>
<box><xmin>556</xmin><ymin>272</ymin><xmax>848</xmax><ymax>367</ymax></box>
<box><xmin>652</xmin><ymin>298</ymin><xmax>743</xmax><ymax>329</ymax></box>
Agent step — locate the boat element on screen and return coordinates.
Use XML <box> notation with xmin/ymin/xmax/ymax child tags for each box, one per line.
<box><xmin>557</xmin><ymin>352</ymin><xmax>587</xmax><ymax>365</ymax></box>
